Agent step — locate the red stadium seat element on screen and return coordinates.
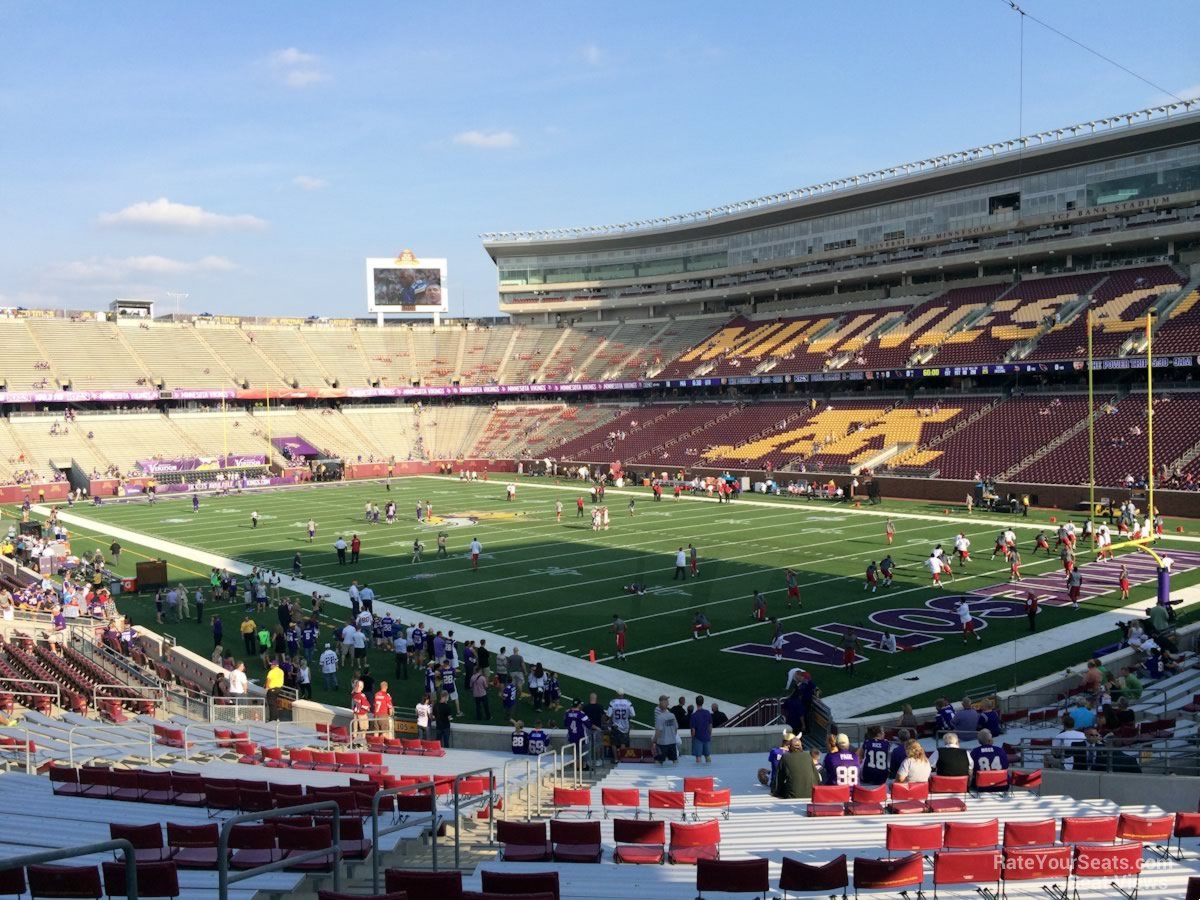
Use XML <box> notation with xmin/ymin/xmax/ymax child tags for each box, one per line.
<box><xmin>973</xmin><ymin>769</ymin><xmax>1010</xmax><ymax>796</ymax></box>
<box><xmin>1060</xmin><ymin>815</ymin><xmax>1118</xmax><ymax>845</ymax></box>
<box><xmin>695</xmin><ymin>858</ymin><xmax>769</xmax><ymax>899</ymax></box>
<box><xmin>137</xmin><ymin>770</ymin><xmax>175</xmax><ymax>805</ymax></box>
<box><xmin>278</xmin><ymin>822</ymin><xmax>338</xmax><ymax>872</ymax></box>
<box><xmin>886</xmin><ymin>822</ymin><xmax>943</xmax><ymax>854</ymax></box>
<box><xmin>109</xmin><ymin>768</ymin><xmax>143</xmax><ymax>803</ymax></box>
<box><xmin>166</xmin><ymin>822</ymin><xmax>221</xmax><ymax>869</ymax></box>
<box><xmin>926</xmin><ymin>774</ymin><xmax>967</xmax><ymax>813</ymax></box>
<box><xmin>601</xmin><ymin>787</ymin><xmax>640</xmax><ymax>819</ymax></box>
<box><xmin>1010</xmin><ymin>769</ymin><xmax>1042</xmax><ymax>796</ymax></box>
<box><xmin>496</xmin><ymin>821</ymin><xmax>551</xmax><ymax>862</ymax></box>
<box><xmin>668</xmin><ymin>819</ymin><xmax>720</xmax><ymax>865</ymax></box>
<box><xmin>48</xmin><ymin>765</ymin><xmax>82</xmax><ymax>797</ymax></box>
<box><xmin>1117</xmin><ymin>813</ymin><xmax>1174</xmax><ymax>858</ymax></box>
<box><xmin>888</xmin><ymin>781</ymin><xmax>928</xmax><ymax>815</ymax></box>
<box><xmin>683</xmin><ymin>776</ymin><xmax>715</xmax><ymax>794</ymax></box>
<box><xmin>228</xmin><ymin>824</ymin><xmax>283</xmax><ymax>870</ymax></box>
<box><xmin>943</xmin><ymin>818</ymin><xmax>999</xmax><ymax>850</ymax></box>
<box><xmin>779</xmin><ymin>854</ymin><xmax>848</xmax><ymax>899</ymax></box>
<box><xmin>1071</xmin><ymin>842</ymin><xmax>1142</xmax><ymax>899</ymax></box>
<box><xmin>552</xmin><ymin>787</ymin><xmax>592</xmax><ymax>818</ymax></box>
<box><xmin>693</xmin><ymin>788</ymin><xmax>732</xmax><ymax>821</ymax></box>
<box><xmin>849</xmin><ymin>783</ymin><xmax>886</xmax><ymax>816</ymax></box>
<box><xmin>647</xmin><ymin>789</ymin><xmax>686</xmax><ymax>821</ymax></box>
<box><xmin>109</xmin><ymin>823</ymin><xmax>174</xmax><ymax>863</ymax></box>
<box><xmin>1001</xmin><ymin>845</ymin><xmax>1071</xmax><ymax>894</ymax></box>
<box><xmin>1003</xmin><ymin>818</ymin><xmax>1057</xmax><ymax>848</ymax></box>
<box><xmin>169</xmin><ymin>772</ymin><xmax>204</xmax><ymax>807</ymax></box>
<box><xmin>851</xmin><ymin>853</ymin><xmax>924</xmax><ymax>898</ymax></box>
<box><xmin>932</xmin><ymin>849</ymin><xmax>1000</xmax><ymax>900</ymax></box>
<box><xmin>550</xmin><ymin>819</ymin><xmax>602</xmax><ymax>863</ymax></box>
<box><xmin>613</xmin><ymin>818</ymin><xmax>665</xmax><ymax>865</ymax></box>
<box><xmin>807</xmin><ymin>784</ymin><xmax>850</xmax><ymax>817</ymax></box>
<box><xmin>0</xmin><ymin>867</ymin><xmax>24</xmax><ymax>899</ymax></box>
<box><xmin>1174</xmin><ymin>812</ymin><xmax>1200</xmax><ymax>859</ymax></box>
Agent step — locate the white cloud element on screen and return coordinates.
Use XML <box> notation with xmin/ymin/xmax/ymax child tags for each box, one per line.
<box><xmin>267</xmin><ymin>47</ymin><xmax>328</xmax><ymax>88</ymax></box>
<box><xmin>54</xmin><ymin>255</ymin><xmax>236</xmax><ymax>281</ymax></box>
<box><xmin>292</xmin><ymin>175</ymin><xmax>328</xmax><ymax>191</ymax></box>
<box><xmin>582</xmin><ymin>44</ymin><xmax>603</xmax><ymax>66</ymax></box>
<box><xmin>270</xmin><ymin>47</ymin><xmax>317</xmax><ymax>67</ymax></box>
<box><xmin>453</xmin><ymin>129</ymin><xmax>518</xmax><ymax>150</ymax></box>
<box><xmin>98</xmin><ymin>198</ymin><xmax>267</xmax><ymax>232</ymax></box>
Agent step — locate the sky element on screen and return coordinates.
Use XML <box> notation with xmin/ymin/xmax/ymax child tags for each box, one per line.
<box><xmin>0</xmin><ymin>1</ymin><xmax>1197</xmax><ymax>319</ymax></box>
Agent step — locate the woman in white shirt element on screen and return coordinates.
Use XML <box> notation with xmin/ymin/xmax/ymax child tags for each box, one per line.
<box><xmin>895</xmin><ymin>739</ymin><xmax>931</xmax><ymax>784</ymax></box>
<box><xmin>415</xmin><ymin>694</ymin><xmax>433</xmax><ymax>741</ymax></box>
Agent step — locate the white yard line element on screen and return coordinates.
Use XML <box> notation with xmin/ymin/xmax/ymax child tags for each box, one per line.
<box><xmin>35</xmin><ymin>504</ymin><xmax>744</xmax><ymax>716</ymax></box>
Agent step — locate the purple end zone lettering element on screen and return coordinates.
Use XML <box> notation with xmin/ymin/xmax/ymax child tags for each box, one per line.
<box><xmin>927</xmin><ymin>596</ymin><xmax>1026</xmax><ymax>618</ymax></box>
<box><xmin>723</xmin><ymin>632</ymin><xmax>858</xmax><ymax>668</ymax></box>
<box><xmin>869</xmin><ymin>608</ymin><xmax>965</xmax><ymax>634</ymax></box>
<box><xmin>814</xmin><ymin>622</ymin><xmax>940</xmax><ymax>651</ymax></box>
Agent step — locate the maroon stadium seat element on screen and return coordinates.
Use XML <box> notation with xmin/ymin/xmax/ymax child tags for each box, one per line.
<box><xmin>496</xmin><ymin>820</ymin><xmax>551</xmax><ymax>862</ymax></box>
<box><xmin>549</xmin><ymin>819</ymin><xmax>601</xmax><ymax>863</ymax></box>
<box><xmin>695</xmin><ymin>858</ymin><xmax>769</xmax><ymax>899</ymax></box>
<box><xmin>100</xmin><ymin>861</ymin><xmax>179</xmax><ymax>899</ymax></box>
<box><xmin>479</xmin><ymin>869</ymin><xmax>560</xmax><ymax>900</ymax></box>
<box><xmin>851</xmin><ymin>853</ymin><xmax>924</xmax><ymax>898</ymax></box>
<box><xmin>778</xmin><ymin>854</ymin><xmax>848</xmax><ymax>899</ymax></box>
<box><xmin>385</xmin><ymin>868</ymin><xmax>463</xmax><ymax>900</ymax></box>
<box><xmin>612</xmin><ymin>818</ymin><xmax>665</xmax><ymax>865</ymax></box>
<box><xmin>26</xmin><ymin>864</ymin><xmax>102</xmax><ymax>899</ymax></box>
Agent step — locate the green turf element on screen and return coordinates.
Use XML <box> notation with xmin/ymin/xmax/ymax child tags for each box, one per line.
<box><xmin>26</xmin><ymin>475</ymin><xmax>1199</xmax><ymax>717</ymax></box>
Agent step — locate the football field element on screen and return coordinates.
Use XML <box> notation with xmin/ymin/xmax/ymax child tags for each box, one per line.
<box><xmin>28</xmin><ymin>475</ymin><xmax>1200</xmax><ymax>717</ymax></box>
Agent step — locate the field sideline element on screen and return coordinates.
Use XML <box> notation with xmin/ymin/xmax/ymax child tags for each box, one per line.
<box><xmin>25</xmin><ymin>474</ymin><xmax>1200</xmax><ymax>719</ymax></box>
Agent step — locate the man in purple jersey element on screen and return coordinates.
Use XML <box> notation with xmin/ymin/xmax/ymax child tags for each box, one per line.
<box><xmin>969</xmin><ymin>728</ymin><xmax>1009</xmax><ymax>790</ymax></box>
<box><xmin>857</xmin><ymin>724</ymin><xmax>891</xmax><ymax>786</ymax></box>
<box><xmin>823</xmin><ymin>733</ymin><xmax>861</xmax><ymax>786</ymax></box>
<box><xmin>563</xmin><ymin>699</ymin><xmax>592</xmax><ymax>769</ymax></box>
<box><xmin>888</xmin><ymin>727</ymin><xmax>912</xmax><ymax>779</ymax></box>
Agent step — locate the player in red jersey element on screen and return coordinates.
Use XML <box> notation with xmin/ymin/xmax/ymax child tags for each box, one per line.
<box><xmin>1119</xmin><ymin>564</ymin><xmax>1131</xmax><ymax>601</ymax></box>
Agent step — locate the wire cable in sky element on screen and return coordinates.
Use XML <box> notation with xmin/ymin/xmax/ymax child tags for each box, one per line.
<box><xmin>998</xmin><ymin>0</ymin><xmax>1185</xmax><ymax>104</ymax></box>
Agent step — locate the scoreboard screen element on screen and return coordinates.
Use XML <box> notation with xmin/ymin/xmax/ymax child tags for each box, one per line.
<box><xmin>366</xmin><ymin>254</ymin><xmax>448</xmax><ymax>313</ymax></box>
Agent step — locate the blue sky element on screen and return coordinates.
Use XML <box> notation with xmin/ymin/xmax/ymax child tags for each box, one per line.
<box><xmin>1</xmin><ymin>1</ymin><xmax>1197</xmax><ymax>318</ymax></box>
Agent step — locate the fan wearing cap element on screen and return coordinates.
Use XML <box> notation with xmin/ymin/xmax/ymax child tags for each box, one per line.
<box><xmin>771</xmin><ymin>733</ymin><xmax>819</xmax><ymax>799</ymax></box>
<box><xmin>822</xmin><ymin>732</ymin><xmax>861</xmax><ymax>786</ymax></box>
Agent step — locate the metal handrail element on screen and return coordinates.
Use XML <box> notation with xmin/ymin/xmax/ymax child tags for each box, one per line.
<box><xmin>1005</xmin><ymin>688</ymin><xmax>1171</xmax><ymax>723</ymax></box>
<box><xmin>1012</xmin><ymin>735</ymin><xmax>1200</xmax><ymax>775</ymax></box>
<box><xmin>502</xmin><ymin>756</ymin><xmax>534</xmax><ymax>822</ymax></box>
<box><xmin>180</xmin><ymin>720</ymin><xmax>289</xmax><ymax>760</ymax></box>
<box><xmin>370</xmin><ymin>780</ymin><xmax>440</xmax><ymax>894</ymax></box>
<box><xmin>0</xmin><ymin>734</ymin><xmax>38</xmax><ymax>775</ymax></box>
<box><xmin>558</xmin><ymin>740</ymin><xmax>583</xmax><ymax>787</ymax></box>
<box><xmin>0</xmin><ymin>676</ymin><xmax>61</xmax><ymax>709</ymax></box>
<box><xmin>217</xmin><ymin>800</ymin><xmax>342</xmax><ymax>900</ymax></box>
<box><xmin>92</xmin><ymin>682</ymin><xmax>166</xmax><ymax>712</ymax></box>
<box><xmin>451</xmin><ymin>766</ymin><xmax>496</xmax><ymax>868</ymax></box>
<box><xmin>66</xmin><ymin>721</ymin><xmax>155</xmax><ymax>768</ymax></box>
<box><xmin>0</xmin><ymin>839</ymin><xmax>136</xmax><ymax>895</ymax></box>
<box><xmin>533</xmin><ymin>748</ymin><xmax>556</xmax><ymax>817</ymax></box>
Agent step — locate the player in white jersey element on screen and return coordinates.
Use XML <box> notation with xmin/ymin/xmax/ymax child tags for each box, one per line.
<box><xmin>605</xmin><ymin>690</ymin><xmax>635</xmax><ymax>764</ymax></box>
<box><xmin>926</xmin><ymin>553</ymin><xmax>945</xmax><ymax>587</ymax></box>
<box><xmin>957</xmin><ymin>599</ymin><xmax>981</xmax><ymax>642</ymax></box>
<box><xmin>953</xmin><ymin>533</ymin><xmax>971</xmax><ymax>567</ymax></box>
